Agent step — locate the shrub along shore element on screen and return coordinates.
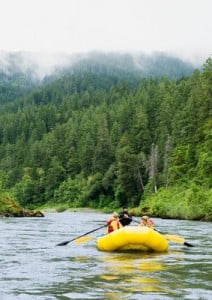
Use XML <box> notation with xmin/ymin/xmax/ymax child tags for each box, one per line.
<box><xmin>133</xmin><ymin>185</ymin><xmax>212</xmax><ymax>222</ymax></box>
<box><xmin>37</xmin><ymin>184</ymin><xmax>212</xmax><ymax>222</ymax></box>
<box><xmin>1</xmin><ymin>191</ymin><xmax>211</xmax><ymax>221</ymax></box>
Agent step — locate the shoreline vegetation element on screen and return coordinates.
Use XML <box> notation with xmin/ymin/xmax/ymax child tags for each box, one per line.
<box><xmin>36</xmin><ymin>185</ymin><xmax>212</xmax><ymax>222</ymax></box>
<box><xmin>138</xmin><ymin>186</ymin><xmax>212</xmax><ymax>222</ymax></box>
<box><xmin>0</xmin><ymin>192</ymin><xmax>211</xmax><ymax>222</ymax></box>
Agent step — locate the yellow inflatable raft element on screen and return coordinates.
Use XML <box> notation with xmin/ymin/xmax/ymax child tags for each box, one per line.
<box><xmin>97</xmin><ymin>226</ymin><xmax>169</xmax><ymax>252</ymax></box>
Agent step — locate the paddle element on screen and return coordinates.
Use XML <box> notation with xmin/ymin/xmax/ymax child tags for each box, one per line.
<box><xmin>56</xmin><ymin>224</ymin><xmax>106</xmax><ymax>246</ymax></box>
<box><xmin>74</xmin><ymin>236</ymin><xmax>94</xmax><ymax>244</ymax></box>
<box><xmin>132</xmin><ymin>218</ymin><xmax>194</xmax><ymax>247</ymax></box>
<box><xmin>163</xmin><ymin>234</ymin><xmax>194</xmax><ymax>247</ymax></box>
<box><xmin>57</xmin><ymin>215</ymin><xmax>127</xmax><ymax>246</ymax></box>
<box><xmin>159</xmin><ymin>231</ymin><xmax>194</xmax><ymax>247</ymax></box>
<box><xmin>73</xmin><ymin>216</ymin><xmax>128</xmax><ymax>245</ymax></box>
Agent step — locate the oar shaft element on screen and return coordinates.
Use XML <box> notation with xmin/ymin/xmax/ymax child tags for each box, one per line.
<box><xmin>56</xmin><ymin>224</ymin><xmax>106</xmax><ymax>246</ymax></box>
<box><xmin>69</xmin><ymin>225</ymin><xmax>106</xmax><ymax>242</ymax></box>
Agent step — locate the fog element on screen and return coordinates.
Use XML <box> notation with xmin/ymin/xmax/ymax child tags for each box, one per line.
<box><xmin>0</xmin><ymin>0</ymin><xmax>211</xmax><ymax>69</ymax></box>
<box><xmin>0</xmin><ymin>50</ymin><xmax>206</xmax><ymax>81</ymax></box>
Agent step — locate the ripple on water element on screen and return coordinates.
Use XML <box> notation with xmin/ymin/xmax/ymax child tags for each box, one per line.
<box><xmin>0</xmin><ymin>213</ymin><xmax>212</xmax><ymax>300</ymax></box>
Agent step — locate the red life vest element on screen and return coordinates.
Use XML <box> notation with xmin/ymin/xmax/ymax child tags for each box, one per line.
<box><xmin>107</xmin><ymin>219</ymin><xmax>121</xmax><ymax>233</ymax></box>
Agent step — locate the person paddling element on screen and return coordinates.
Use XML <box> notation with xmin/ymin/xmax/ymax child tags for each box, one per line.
<box><xmin>140</xmin><ymin>215</ymin><xmax>154</xmax><ymax>228</ymax></box>
<box><xmin>118</xmin><ymin>207</ymin><xmax>132</xmax><ymax>226</ymax></box>
<box><xmin>107</xmin><ymin>212</ymin><xmax>123</xmax><ymax>234</ymax></box>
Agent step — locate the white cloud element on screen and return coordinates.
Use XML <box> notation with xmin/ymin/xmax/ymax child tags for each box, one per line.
<box><xmin>0</xmin><ymin>0</ymin><xmax>211</xmax><ymax>61</ymax></box>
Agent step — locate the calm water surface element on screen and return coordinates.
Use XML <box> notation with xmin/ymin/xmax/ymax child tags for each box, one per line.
<box><xmin>0</xmin><ymin>212</ymin><xmax>211</xmax><ymax>300</ymax></box>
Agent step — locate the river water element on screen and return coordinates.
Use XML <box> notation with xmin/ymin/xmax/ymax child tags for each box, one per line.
<box><xmin>0</xmin><ymin>212</ymin><xmax>211</xmax><ymax>300</ymax></box>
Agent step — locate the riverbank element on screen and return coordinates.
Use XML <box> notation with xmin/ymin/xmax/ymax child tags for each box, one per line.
<box><xmin>17</xmin><ymin>182</ymin><xmax>212</xmax><ymax>221</ymax></box>
<box><xmin>36</xmin><ymin>192</ymin><xmax>212</xmax><ymax>221</ymax></box>
<box><xmin>37</xmin><ymin>202</ymin><xmax>103</xmax><ymax>214</ymax></box>
<box><xmin>0</xmin><ymin>195</ymin><xmax>44</xmax><ymax>217</ymax></box>
<box><xmin>42</xmin><ymin>206</ymin><xmax>100</xmax><ymax>213</ymax></box>
<box><xmin>133</xmin><ymin>185</ymin><xmax>212</xmax><ymax>222</ymax></box>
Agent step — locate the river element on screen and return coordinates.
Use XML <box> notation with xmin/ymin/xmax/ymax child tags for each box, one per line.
<box><xmin>0</xmin><ymin>212</ymin><xmax>211</xmax><ymax>300</ymax></box>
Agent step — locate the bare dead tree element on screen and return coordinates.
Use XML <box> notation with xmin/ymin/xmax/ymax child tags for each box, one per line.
<box><xmin>163</xmin><ymin>136</ymin><xmax>172</xmax><ymax>188</ymax></box>
<box><xmin>149</xmin><ymin>143</ymin><xmax>158</xmax><ymax>193</ymax></box>
<box><xmin>134</xmin><ymin>164</ymin><xmax>145</xmax><ymax>193</ymax></box>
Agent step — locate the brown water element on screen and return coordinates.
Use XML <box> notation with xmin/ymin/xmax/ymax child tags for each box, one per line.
<box><xmin>0</xmin><ymin>212</ymin><xmax>211</xmax><ymax>299</ymax></box>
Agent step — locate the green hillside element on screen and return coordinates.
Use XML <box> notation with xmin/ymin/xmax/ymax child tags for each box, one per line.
<box><xmin>0</xmin><ymin>51</ymin><xmax>195</xmax><ymax>106</ymax></box>
<box><xmin>0</xmin><ymin>57</ymin><xmax>211</xmax><ymax>220</ymax></box>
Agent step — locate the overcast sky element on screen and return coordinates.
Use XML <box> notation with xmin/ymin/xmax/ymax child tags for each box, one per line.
<box><xmin>0</xmin><ymin>0</ymin><xmax>211</xmax><ymax>62</ymax></box>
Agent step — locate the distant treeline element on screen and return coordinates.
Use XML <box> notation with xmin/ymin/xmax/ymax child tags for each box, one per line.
<box><xmin>0</xmin><ymin>57</ymin><xmax>211</xmax><ymax>220</ymax></box>
<box><xmin>0</xmin><ymin>51</ymin><xmax>195</xmax><ymax>105</ymax></box>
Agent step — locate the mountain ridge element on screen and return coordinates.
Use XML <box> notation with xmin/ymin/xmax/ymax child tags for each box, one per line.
<box><xmin>0</xmin><ymin>51</ymin><xmax>198</xmax><ymax>105</ymax></box>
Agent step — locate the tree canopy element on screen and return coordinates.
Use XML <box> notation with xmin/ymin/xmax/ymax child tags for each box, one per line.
<box><xmin>0</xmin><ymin>57</ymin><xmax>211</xmax><ymax>220</ymax></box>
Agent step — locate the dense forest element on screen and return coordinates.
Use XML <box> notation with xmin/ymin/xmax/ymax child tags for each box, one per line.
<box><xmin>0</xmin><ymin>53</ymin><xmax>211</xmax><ymax>220</ymax></box>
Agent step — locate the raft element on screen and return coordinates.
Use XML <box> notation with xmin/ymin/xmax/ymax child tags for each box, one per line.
<box><xmin>97</xmin><ymin>226</ymin><xmax>169</xmax><ymax>252</ymax></box>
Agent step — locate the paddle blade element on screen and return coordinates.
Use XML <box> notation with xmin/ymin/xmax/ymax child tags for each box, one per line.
<box><xmin>184</xmin><ymin>241</ymin><xmax>194</xmax><ymax>247</ymax></box>
<box><xmin>56</xmin><ymin>240</ymin><xmax>70</xmax><ymax>246</ymax></box>
<box><xmin>164</xmin><ymin>234</ymin><xmax>194</xmax><ymax>247</ymax></box>
<box><xmin>164</xmin><ymin>234</ymin><xmax>185</xmax><ymax>244</ymax></box>
<box><xmin>75</xmin><ymin>236</ymin><xmax>93</xmax><ymax>244</ymax></box>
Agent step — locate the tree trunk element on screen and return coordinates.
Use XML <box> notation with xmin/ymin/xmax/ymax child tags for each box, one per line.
<box><xmin>149</xmin><ymin>144</ymin><xmax>158</xmax><ymax>193</ymax></box>
<box><xmin>163</xmin><ymin>136</ymin><xmax>172</xmax><ymax>188</ymax></box>
<box><xmin>134</xmin><ymin>165</ymin><xmax>145</xmax><ymax>193</ymax></box>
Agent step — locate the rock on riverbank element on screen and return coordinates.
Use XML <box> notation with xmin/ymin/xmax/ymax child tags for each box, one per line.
<box><xmin>0</xmin><ymin>195</ymin><xmax>44</xmax><ymax>217</ymax></box>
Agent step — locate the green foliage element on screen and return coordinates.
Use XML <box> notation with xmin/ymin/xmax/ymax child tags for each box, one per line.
<box><xmin>0</xmin><ymin>57</ymin><xmax>211</xmax><ymax>220</ymax></box>
<box><xmin>139</xmin><ymin>184</ymin><xmax>212</xmax><ymax>221</ymax></box>
<box><xmin>55</xmin><ymin>205</ymin><xmax>69</xmax><ymax>213</ymax></box>
<box><xmin>12</xmin><ymin>174</ymin><xmax>35</xmax><ymax>206</ymax></box>
<box><xmin>0</xmin><ymin>194</ymin><xmax>23</xmax><ymax>214</ymax></box>
<box><xmin>115</xmin><ymin>138</ymin><xmax>141</xmax><ymax>207</ymax></box>
<box><xmin>53</xmin><ymin>173</ymin><xmax>88</xmax><ymax>207</ymax></box>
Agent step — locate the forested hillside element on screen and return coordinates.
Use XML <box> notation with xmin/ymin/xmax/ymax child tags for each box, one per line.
<box><xmin>0</xmin><ymin>69</ymin><xmax>40</xmax><ymax>105</ymax></box>
<box><xmin>0</xmin><ymin>56</ymin><xmax>211</xmax><ymax>220</ymax></box>
<box><xmin>44</xmin><ymin>51</ymin><xmax>196</xmax><ymax>83</ymax></box>
<box><xmin>0</xmin><ymin>52</ymin><xmax>41</xmax><ymax>105</ymax></box>
<box><xmin>0</xmin><ymin>51</ymin><xmax>195</xmax><ymax>106</ymax></box>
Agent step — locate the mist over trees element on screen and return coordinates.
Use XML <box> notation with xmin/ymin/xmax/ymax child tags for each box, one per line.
<box><xmin>0</xmin><ymin>52</ymin><xmax>211</xmax><ymax>220</ymax></box>
<box><xmin>0</xmin><ymin>50</ymin><xmax>195</xmax><ymax>82</ymax></box>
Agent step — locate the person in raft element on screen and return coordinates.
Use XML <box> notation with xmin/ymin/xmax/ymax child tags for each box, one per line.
<box><xmin>140</xmin><ymin>215</ymin><xmax>154</xmax><ymax>228</ymax></box>
<box><xmin>107</xmin><ymin>212</ymin><xmax>123</xmax><ymax>233</ymax></box>
<box><xmin>118</xmin><ymin>207</ymin><xmax>132</xmax><ymax>226</ymax></box>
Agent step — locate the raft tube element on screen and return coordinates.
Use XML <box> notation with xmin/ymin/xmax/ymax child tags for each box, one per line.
<box><xmin>97</xmin><ymin>226</ymin><xmax>169</xmax><ymax>252</ymax></box>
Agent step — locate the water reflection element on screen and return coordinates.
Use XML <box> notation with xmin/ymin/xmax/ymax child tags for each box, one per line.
<box><xmin>96</xmin><ymin>251</ymin><xmax>185</xmax><ymax>297</ymax></box>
